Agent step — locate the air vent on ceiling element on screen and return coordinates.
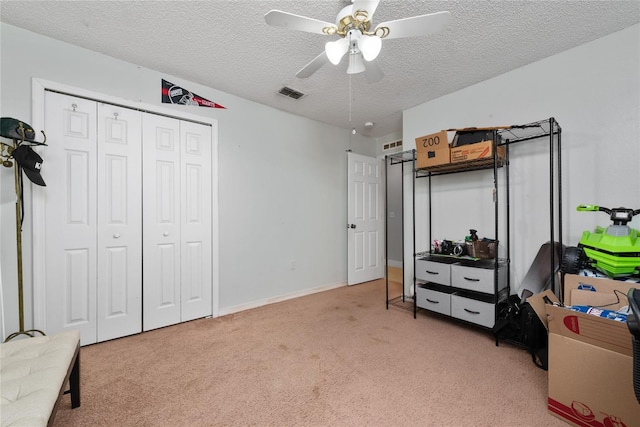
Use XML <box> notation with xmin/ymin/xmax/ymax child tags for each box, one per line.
<box><xmin>278</xmin><ymin>86</ymin><xmax>306</xmax><ymax>100</ymax></box>
<box><xmin>383</xmin><ymin>140</ymin><xmax>403</xmax><ymax>151</ymax></box>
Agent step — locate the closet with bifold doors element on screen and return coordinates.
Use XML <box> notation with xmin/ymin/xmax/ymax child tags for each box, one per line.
<box><xmin>39</xmin><ymin>91</ymin><xmax>213</xmax><ymax>345</ymax></box>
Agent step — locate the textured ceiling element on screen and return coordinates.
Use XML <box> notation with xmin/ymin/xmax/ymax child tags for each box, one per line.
<box><xmin>1</xmin><ymin>1</ymin><xmax>639</xmax><ymax>138</ymax></box>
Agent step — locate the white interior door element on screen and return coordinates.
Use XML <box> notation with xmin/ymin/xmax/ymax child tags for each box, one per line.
<box><xmin>43</xmin><ymin>92</ymin><xmax>98</xmax><ymax>344</ymax></box>
<box><xmin>347</xmin><ymin>152</ymin><xmax>384</xmax><ymax>285</ymax></box>
<box><xmin>96</xmin><ymin>103</ymin><xmax>142</xmax><ymax>342</ymax></box>
<box><xmin>142</xmin><ymin>113</ymin><xmax>182</xmax><ymax>331</ymax></box>
<box><xmin>180</xmin><ymin>120</ymin><xmax>212</xmax><ymax>321</ymax></box>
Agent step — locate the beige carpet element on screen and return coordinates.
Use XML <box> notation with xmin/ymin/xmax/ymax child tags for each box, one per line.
<box><xmin>53</xmin><ymin>279</ymin><xmax>565</xmax><ymax>427</ymax></box>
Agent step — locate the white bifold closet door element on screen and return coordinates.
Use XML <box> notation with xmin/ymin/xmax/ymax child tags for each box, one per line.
<box><xmin>43</xmin><ymin>91</ymin><xmax>142</xmax><ymax>344</ymax></box>
<box><xmin>97</xmin><ymin>103</ymin><xmax>143</xmax><ymax>341</ymax></box>
<box><xmin>141</xmin><ymin>114</ymin><xmax>212</xmax><ymax>331</ymax></box>
<box><xmin>41</xmin><ymin>91</ymin><xmax>212</xmax><ymax>344</ymax></box>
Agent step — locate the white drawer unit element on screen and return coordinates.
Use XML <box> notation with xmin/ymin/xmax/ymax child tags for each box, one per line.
<box><xmin>415</xmin><ymin>259</ymin><xmax>451</xmax><ymax>286</ymax></box>
<box><xmin>451</xmin><ymin>263</ymin><xmax>506</xmax><ymax>294</ymax></box>
<box><xmin>451</xmin><ymin>295</ymin><xmax>496</xmax><ymax>328</ymax></box>
<box><xmin>416</xmin><ymin>285</ymin><xmax>451</xmax><ymax>316</ymax></box>
<box><xmin>412</xmin><ymin>255</ymin><xmax>508</xmax><ymax>331</ymax></box>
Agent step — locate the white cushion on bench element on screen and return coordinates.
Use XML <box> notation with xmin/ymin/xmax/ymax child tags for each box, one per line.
<box><xmin>0</xmin><ymin>330</ymin><xmax>80</xmax><ymax>427</ymax></box>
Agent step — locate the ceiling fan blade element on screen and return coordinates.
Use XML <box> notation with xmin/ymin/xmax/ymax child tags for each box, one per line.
<box><xmin>363</xmin><ymin>58</ymin><xmax>384</xmax><ymax>83</ymax></box>
<box><xmin>351</xmin><ymin>0</ymin><xmax>381</xmax><ymax>20</ymax></box>
<box><xmin>375</xmin><ymin>11</ymin><xmax>451</xmax><ymax>40</ymax></box>
<box><xmin>296</xmin><ymin>51</ymin><xmax>329</xmax><ymax>78</ymax></box>
<box><xmin>264</xmin><ymin>10</ymin><xmax>335</xmax><ymax>35</ymax></box>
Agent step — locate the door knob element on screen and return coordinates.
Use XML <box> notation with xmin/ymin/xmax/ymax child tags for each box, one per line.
<box><xmin>113</xmin><ymin>233</ymin><xmax>121</xmax><ymax>239</ymax></box>
<box><xmin>348</xmin><ymin>224</ymin><xmax>356</xmax><ymax>229</ymax></box>
<box><xmin>163</xmin><ymin>231</ymin><xmax>169</xmax><ymax>237</ymax></box>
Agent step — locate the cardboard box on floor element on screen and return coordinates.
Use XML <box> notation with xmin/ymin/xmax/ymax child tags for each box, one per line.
<box><xmin>528</xmin><ymin>274</ymin><xmax>640</xmax><ymax>427</ymax></box>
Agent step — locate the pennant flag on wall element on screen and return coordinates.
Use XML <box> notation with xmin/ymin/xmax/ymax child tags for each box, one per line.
<box><xmin>161</xmin><ymin>79</ymin><xmax>226</xmax><ymax>109</ymax></box>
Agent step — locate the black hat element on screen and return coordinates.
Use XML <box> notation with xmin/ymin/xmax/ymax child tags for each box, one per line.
<box><xmin>12</xmin><ymin>145</ymin><xmax>46</xmax><ymax>186</ymax></box>
<box><xmin>0</xmin><ymin>117</ymin><xmax>47</xmax><ymax>145</ymax></box>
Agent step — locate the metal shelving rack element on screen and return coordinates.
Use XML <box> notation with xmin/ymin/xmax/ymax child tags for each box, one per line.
<box><xmin>385</xmin><ymin>118</ymin><xmax>562</xmax><ymax>321</ymax></box>
<box><xmin>413</xmin><ymin>126</ymin><xmax>508</xmax><ymax>324</ymax></box>
<box><xmin>497</xmin><ymin>118</ymin><xmax>563</xmax><ymax>299</ymax></box>
<box><xmin>385</xmin><ymin>150</ymin><xmax>415</xmax><ymax>309</ymax></box>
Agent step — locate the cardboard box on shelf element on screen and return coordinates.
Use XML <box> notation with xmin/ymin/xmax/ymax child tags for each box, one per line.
<box><xmin>528</xmin><ymin>275</ymin><xmax>640</xmax><ymax>427</ymax></box>
<box><xmin>415</xmin><ymin>130</ymin><xmax>450</xmax><ymax>169</ymax></box>
<box><xmin>450</xmin><ymin>140</ymin><xmax>506</xmax><ymax>163</ymax></box>
<box><xmin>449</xmin><ymin>128</ymin><xmax>498</xmax><ymax>147</ymax></box>
<box><xmin>445</xmin><ymin>126</ymin><xmax>507</xmax><ymax>164</ymax></box>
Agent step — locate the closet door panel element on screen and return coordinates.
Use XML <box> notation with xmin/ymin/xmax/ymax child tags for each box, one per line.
<box><xmin>96</xmin><ymin>103</ymin><xmax>142</xmax><ymax>342</ymax></box>
<box><xmin>158</xmin><ymin>243</ymin><xmax>178</xmax><ymax>304</ymax></box>
<box><xmin>43</xmin><ymin>92</ymin><xmax>98</xmax><ymax>344</ymax></box>
<box><xmin>142</xmin><ymin>113</ymin><xmax>181</xmax><ymax>330</ymax></box>
<box><xmin>180</xmin><ymin>120</ymin><xmax>212</xmax><ymax>321</ymax></box>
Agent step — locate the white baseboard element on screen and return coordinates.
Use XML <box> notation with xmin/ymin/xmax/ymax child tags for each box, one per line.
<box><xmin>218</xmin><ymin>281</ymin><xmax>347</xmax><ymax>317</ymax></box>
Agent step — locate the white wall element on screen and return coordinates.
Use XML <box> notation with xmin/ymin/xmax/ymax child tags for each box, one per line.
<box><xmin>0</xmin><ymin>23</ymin><xmax>377</xmax><ymax>339</ymax></box>
<box><xmin>375</xmin><ymin>131</ymin><xmax>403</xmax><ymax>158</ymax></box>
<box><xmin>403</xmin><ymin>24</ymin><xmax>640</xmax><ymax>295</ymax></box>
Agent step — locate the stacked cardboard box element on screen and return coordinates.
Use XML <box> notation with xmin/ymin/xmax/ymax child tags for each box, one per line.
<box><xmin>450</xmin><ymin>139</ymin><xmax>505</xmax><ymax>163</ymax></box>
<box><xmin>414</xmin><ymin>130</ymin><xmax>450</xmax><ymax>169</ymax></box>
<box><xmin>529</xmin><ymin>275</ymin><xmax>640</xmax><ymax>426</ymax></box>
<box><xmin>414</xmin><ymin>127</ymin><xmax>507</xmax><ymax>170</ymax></box>
<box><xmin>449</xmin><ymin>127</ymin><xmax>506</xmax><ymax>163</ymax></box>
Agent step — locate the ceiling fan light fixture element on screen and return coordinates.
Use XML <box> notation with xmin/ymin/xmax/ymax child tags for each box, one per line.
<box><xmin>322</xmin><ymin>26</ymin><xmax>338</xmax><ymax>36</ymax></box>
<box><xmin>353</xmin><ymin>9</ymin><xmax>369</xmax><ymax>23</ymax></box>
<box><xmin>325</xmin><ymin>38</ymin><xmax>349</xmax><ymax>65</ymax></box>
<box><xmin>347</xmin><ymin>53</ymin><xmax>366</xmax><ymax>74</ymax></box>
<box><xmin>264</xmin><ymin>4</ymin><xmax>451</xmax><ymax>80</ymax></box>
<box><xmin>358</xmin><ymin>34</ymin><xmax>382</xmax><ymax>61</ymax></box>
<box><xmin>373</xmin><ymin>26</ymin><xmax>390</xmax><ymax>38</ymax></box>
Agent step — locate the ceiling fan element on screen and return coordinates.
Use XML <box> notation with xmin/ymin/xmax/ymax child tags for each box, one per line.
<box><xmin>264</xmin><ymin>0</ymin><xmax>450</xmax><ymax>83</ymax></box>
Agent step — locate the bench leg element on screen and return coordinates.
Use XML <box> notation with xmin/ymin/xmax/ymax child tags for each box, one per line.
<box><xmin>69</xmin><ymin>347</ymin><xmax>81</xmax><ymax>408</ymax></box>
<box><xmin>49</xmin><ymin>343</ymin><xmax>82</xmax><ymax>426</ymax></box>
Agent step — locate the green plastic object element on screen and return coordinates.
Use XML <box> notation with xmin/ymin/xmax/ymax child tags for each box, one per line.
<box><xmin>576</xmin><ymin>204</ymin><xmax>599</xmax><ymax>212</ymax></box>
<box><xmin>576</xmin><ymin>205</ymin><xmax>640</xmax><ymax>277</ymax></box>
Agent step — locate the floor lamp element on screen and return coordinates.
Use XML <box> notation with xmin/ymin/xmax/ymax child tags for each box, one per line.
<box><xmin>1</xmin><ymin>118</ymin><xmax>47</xmax><ymax>342</ymax></box>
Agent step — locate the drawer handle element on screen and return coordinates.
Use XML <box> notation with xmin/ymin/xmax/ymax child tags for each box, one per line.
<box><xmin>463</xmin><ymin>276</ymin><xmax>480</xmax><ymax>282</ymax></box>
<box><xmin>464</xmin><ymin>308</ymin><xmax>481</xmax><ymax>315</ymax></box>
<box><xmin>425</xmin><ymin>270</ymin><xmax>439</xmax><ymax>275</ymax></box>
<box><xmin>426</xmin><ymin>298</ymin><xmax>439</xmax><ymax>304</ymax></box>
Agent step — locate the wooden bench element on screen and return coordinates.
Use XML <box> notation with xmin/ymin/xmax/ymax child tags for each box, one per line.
<box><xmin>0</xmin><ymin>330</ymin><xmax>81</xmax><ymax>427</ymax></box>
